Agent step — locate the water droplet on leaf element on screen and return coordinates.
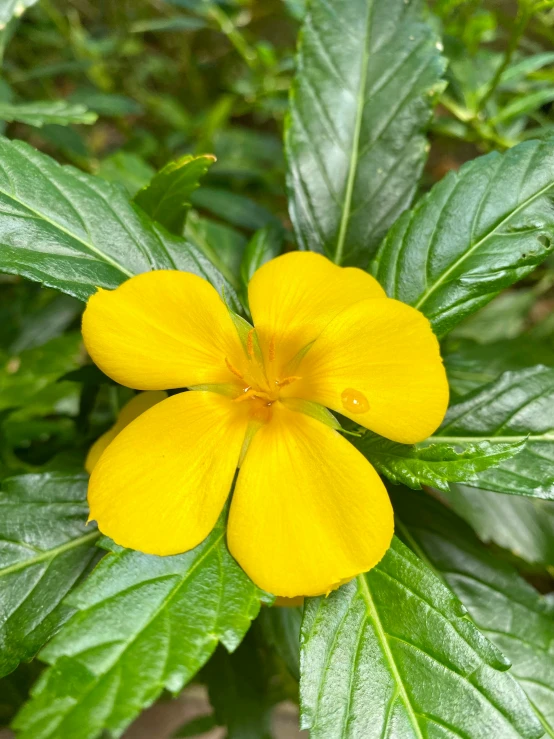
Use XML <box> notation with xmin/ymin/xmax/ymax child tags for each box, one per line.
<box><xmin>341</xmin><ymin>388</ymin><xmax>369</xmax><ymax>414</ymax></box>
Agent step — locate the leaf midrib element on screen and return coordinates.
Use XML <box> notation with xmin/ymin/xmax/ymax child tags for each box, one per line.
<box><xmin>0</xmin><ymin>183</ymin><xmax>134</xmax><ymax>278</ymax></box>
<box><xmin>356</xmin><ymin>573</ymin><xmax>425</xmax><ymax>739</ymax></box>
<box><xmin>429</xmin><ymin>434</ymin><xmax>554</xmax><ymax>443</ymax></box>
<box><xmin>333</xmin><ymin>0</ymin><xmax>374</xmax><ymax>265</ymax></box>
<box><xmin>0</xmin><ymin>530</ymin><xmax>100</xmax><ymax>578</ymax></box>
<box><xmin>413</xmin><ymin>177</ymin><xmax>554</xmax><ymax>311</ymax></box>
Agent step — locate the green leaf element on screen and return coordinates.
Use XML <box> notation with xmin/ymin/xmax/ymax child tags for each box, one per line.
<box><xmin>449</xmin><ymin>289</ymin><xmax>536</xmax><ymax>344</ymax></box>
<box><xmin>443</xmin><ymin>336</ymin><xmax>554</xmax><ymax>397</ymax></box>
<box><xmin>240</xmin><ymin>224</ymin><xmax>284</xmax><ymax>292</ymax></box>
<box><xmin>13</xmin><ymin>519</ymin><xmax>270</xmax><ymax>739</ymax></box>
<box><xmin>490</xmin><ymin>89</ymin><xmax>554</xmax><ymax>125</ymax></box>
<box><xmin>0</xmin><ymin>0</ymin><xmax>38</xmax><ymax>27</ymax></box>
<box><xmin>445</xmin><ymin>483</ymin><xmax>554</xmax><ymax>568</ymax></box>
<box><xmin>134</xmin><ymin>154</ymin><xmax>216</xmax><ymax>235</ymax></box>
<box><xmin>300</xmin><ymin>536</ymin><xmax>542</xmax><ymax>738</ymax></box>
<box><xmin>190</xmin><ymin>187</ymin><xmax>279</xmax><ymax>232</ymax></box>
<box><xmin>393</xmin><ymin>488</ymin><xmax>554</xmax><ymax>736</ymax></box>
<box><xmin>0</xmin><ymin>333</ymin><xmax>82</xmax><ymax>413</ymax></box>
<box><xmin>96</xmin><ymin>152</ymin><xmax>155</xmax><ymax>198</ymax></box>
<box><xmin>186</xmin><ymin>213</ymin><xmax>247</xmax><ymax>290</ymax></box>
<box><xmin>355</xmin><ymin>432</ymin><xmax>524</xmax><ymax>492</ymax></box>
<box><xmin>0</xmin><ymin>473</ymin><xmax>99</xmax><ymax>678</ymax></box>
<box><xmin>0</xmin><ymin>138</ymin><xmax>239</xmax><ymax>308</ymax></box>
<box><xmin>286</xmin><ymin>0</ymin><xmax>445</xmax><ymax>266</ymax></box>
<box><xmin>433</xmin><ymin>366</ymin><xmax>554</xmax><ymax>498</ymax></box>
<box><xmin>204</xmin><ymin>638</ymin><xmax>273</xmax><ymax>739</ymax></box>
<box><xmin>258</xmin><ymin>604</ymin><xmax>302</xmax><ymax>681</ymax></box>
<box><xmin>373</xmin><ymin>139</ymin><xmax>554</xmax><ymax>337</ymax></box>
<box><xmin>0</xmin><ymin>101</ymin><xmax>97</xmax><ymax>127</ymax></box>
<box><xmin>172</xmin><ymin>713</ymin><xmax>218</xmax><ymax>738</ymax></box>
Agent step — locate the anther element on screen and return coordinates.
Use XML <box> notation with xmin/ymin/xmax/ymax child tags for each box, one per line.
<box><xmin>276</xmin><ymin>375</ymin><xmax>301</xmax><ymax>388</ymax></box>
<box><xmin>225</xmin><ymin>357</ymin><xmax>244</xmax><ymax>380</ymax></box>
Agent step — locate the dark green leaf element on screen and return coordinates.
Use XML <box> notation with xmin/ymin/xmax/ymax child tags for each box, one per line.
<box><xmin>0</xmin><ymin>138</ymin><xmax>239</xmax><ymax>308</ymax></box>
<box><xmin>300</xmin><ymin>536</ymin><xmax>542</xmax><ymax>738</ymax></box>
<box><xmin>190</xmin><ymin>187</ymin><xmax>279</xmax><ymax>232</ymax></box>
<box><xmin>0</xmin><ymin>101</ymin><xmax>97</xmax><ymax>127</ymax></box>
<box><xmin>0</xmin><ymin>333</ymin><xmax>82</xmax><ymax>413</ymax></box>
<box><xmin>443</xmin><ymin>336</ymin><xmax>554</xmax><ymax>397</ymax></box>
<box><xmin>172</xmin><ymin>713</ymin><xmax>218</xmax><ymax>738</ymax></box>
<box><xmin>449</xmin><ymin>289</ymin><xmax>535</xmax><ymax>344</ymax></box>
<box><xmin>240</xmin><ymin>224</ymin><xmax>284</xmax><ymax>291</ymax></box>
<box><xmin>394</xmin><ymin>488</ymin><xmax>554</xmax><ymax>735</ymax></box>
<box><xmin>356</xmin><ymin>432</ymin><xmax>524</xmax><ymax>492</ymax></box>
<box><xmin>135</xmin><ymin>154</ymin><xmax>216</xmax><ymax>235</ymax></box>
<box><xmin>258</xmin><ymin>604</ymin><xmax>302</xmax><ymax>681</ymax></box>
<box><xmin>433</xmin><ymin>366</ymin><xmax>554</xmax><ymax>498</ymax></box>
<box><xmin>186</xmin><ymin>213</ymin><xmax>247</xmax><ymax>290</ymax></box>
<box><xmin>373</xmin><ymin>139</ymin><xmax>554</xmax><ymax>336</ymax></box>
<box><xmin>205</xmin><ymin>638</ymin><xmax>273</xmax><ymax>739</ymax></box>
<box><xmin>286</xmin><ymin>0</ymin><xmax>445</xmax><ymax>266</ymax></box>
<box><xmin>445</xmin><ymin>483</ymin><xmax>554</xmax><ymax>567</ymax></box>
<box><xmin>9</xmin><ymin>294</ymin><xmax>81</xmax><ymax>354</ymax></box>
<box><xmin>0</xmin><ymin>473</ymin><xmax>99</xmax><ymax>678</ymax></box>
<box><xmin>13</xmin><ymin>519</ymin><xmax>270</xmax><ymax>739</ymax></box>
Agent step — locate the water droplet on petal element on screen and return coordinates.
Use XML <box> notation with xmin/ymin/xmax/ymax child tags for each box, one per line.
<box><xmin>341</xmin><ymin>388</ymin><xmax>369</xmax><ymax>414</ymax></box>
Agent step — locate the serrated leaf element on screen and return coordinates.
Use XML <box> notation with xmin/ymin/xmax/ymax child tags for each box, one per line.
<box><xmin>300</xmin><ymin>536</ymin><xmax>542</xmax><ymax>738</ymax></box>
<box><xmin>356</xmin><ymin>432</ymin><xmax>524</xmax><ymax>492</ymax></box>
<box><xmin>13</xmin><ymin>519</ymin><xmax>269</xmax><ymax>739</ymax></box>
<box><xmin>134</xmin><ymin>154</ymin><xmax>216</xmax><ymax>235</ymax></box>
<box><xmin>373</xmin><ymin>139</ymin><xmax>554</xmax><ymax>337</ymax></box>
<box><xmin>443</xmin><ymin>336</ymin><xmax>554</xmax><ymax>397</ymax></box>
<box><xmin>432</xmin><ymin>366</ymin><xmax>554</xmax><ymax>498</ymax></box>
<box><xmin>445</xmin><ymin>483</ymin><xmax>554</xmax><ymax>567</ymax></box>
<box><xmin>0</xmin><ymin>138</ymin><xmax>239</xmax><ymax>308</ymax></box>
<box><xmin>393</xmin><ymin>488</ymin><xmax>554</xmax><ymax>735</ymax></box>
<box><xmin>0</xmin><ymin>101</ymin><xmax>97</xmax><ymax>127</ymax></box>
<box><xmin>286</xmin><ymin>0</ymin><xmax>445</xmax><ymax>266</ymax></box>
<box><xmin>0</xmin><ymin>473</ymin><xmax>99</xmax><ymax>678</ymax></box>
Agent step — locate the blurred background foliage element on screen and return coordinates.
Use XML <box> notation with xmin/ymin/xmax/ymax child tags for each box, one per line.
<box><xmin>2</xmin><ymin>0</ymin><xmax>554</xmax><ymax>732</ymax></box>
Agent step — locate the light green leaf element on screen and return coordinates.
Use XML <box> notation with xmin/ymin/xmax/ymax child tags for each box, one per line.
<box><xmin>300</xmin><ymin>536</ymin><xmax>542</xmax><ymax>738</ymax></box>
<box><xmin>490</xmin><ymin>89</ymin><xmax>554</xmax><ymax>125</ymax></box>
<box><xmin>443</xmin><ymin>336</ymin><xmax>554</xmax><ymax>397</ymax></box>
<box><xmin>286</xmin><ymin>0</ymin><xmax>445</xmax><ymax>266</ymax></box>
<box><xmin>0</xmin><ymin>473</ymin><xmax>99</xmax><ymax>678</ymax></box>
<box><xmin>0</xmin><ymin>0</ymin><xmax>37</xmax><ymax>27</ymax></box>
<box><xmin>0</xmin><ymin>138</ymin><xmax>239</xmax><ymax>308</ymax></box>
<box><xmin>500</xmin><ymin>52</ymin><xmax>554</xmax><ymax>85</ymax></box>
<box><xmin>356</xmin><ymin>432</ymin><xmax>524</xmax><ymax>492</ymax></box>
<box><xmin>13</xmin><ymin>519</ymin><xmax>270</xmax><ymax>739</ymax></box>
<box><xmin>394</xmin><ymin>488</ymin><xmax>554</xmax><ymax>736</ymax></box>
<box><xmin>373</xmin><ymin>139</ymin><xmax>554</xmax><ymax>337</ymax></box>
<box><xmin>433</xmin><ymin>366</ymin><xmax>554</xmax><ymax>498</ymax></box>
<box><xmin>134</xmin><ymin>154</ymin><xmax>216</xmax><ymax>235</ymax></box>
<box><xmin>445</xmin><ymin>483</ymin><xmax>554</xmax><ymax>568</ymax></box>
<box><xmin>0</xmin><ymin>101</ymin><xmax>97</xmax><ymax>127</ymax></box>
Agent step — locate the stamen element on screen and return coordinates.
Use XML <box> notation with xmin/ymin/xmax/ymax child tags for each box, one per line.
<box><xmin>275</xmin><ymin>375</ymin><xmax>301</xmax><ymax>388</ymax></box>
<box><xmin>247</xmin><ymin>329</ymin><xmax>255</xmax><ymax>357</ymax></box>
<box><xmin>225</xmin><ymin>357</ymin><xmax>244</xmax><ymax>380</ymax></box>
<box><xmin>268</xmin><ymin>335</ymin><xmax>276</xmax><ymax>362</ymax></box>
<box><xmin>233</xmin><ymin>387</ymin><xmax>272</xmax><ymax>403</ymax></box>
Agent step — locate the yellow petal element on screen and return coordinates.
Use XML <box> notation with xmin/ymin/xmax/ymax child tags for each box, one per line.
<box><xmin>248</xmin><ymin>252</ymin><xmax>385</xmax><ymax>372</ymax></box>
<box><xmin>82</xmin><ymin>271</ymin><xmax>245</xmax><ymax>390</ymax></box>
<box><xmin>228</xmin><ymin>404</ymin><xmax>393</xmax><ymax>597</ymax></box>
<box><xmin>283</xmin><ymin>298</ymin><xmax>449</xmax><ymax>444</ymax></box>
<box><xmin>85</xmin><ymin>391</ymin><xmax>168</xmax><ymax>473</ymax></box>
<box><xmin>88</xmin><ymin>391</ymin><xmax>248</xmax><ymax>555</ymax></box>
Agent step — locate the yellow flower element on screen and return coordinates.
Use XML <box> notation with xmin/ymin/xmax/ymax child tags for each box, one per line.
<box><xmin>82</xmin><ymin>252</ymin><xmax>448</xmax><ymax>597</ymax></box>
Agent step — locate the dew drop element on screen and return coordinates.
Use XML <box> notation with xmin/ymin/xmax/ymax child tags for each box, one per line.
<box><xmin>341</xmin><ymin>388</ymin><xmax>369</xmax><ymax>414</ymax></box>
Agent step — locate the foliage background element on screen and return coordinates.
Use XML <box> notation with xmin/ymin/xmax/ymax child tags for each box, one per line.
<box><xmin>1</xmin><ymin>0</ymin><xmax>554</xmax><ymax>737</ymax></box>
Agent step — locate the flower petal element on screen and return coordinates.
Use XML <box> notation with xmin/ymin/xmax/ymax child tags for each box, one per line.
<box><xmin>228</xmin><ymin>404</ymin><xmax>393</xmax><ymax>597</ymax></box>
<box><xmin>85</xmin><ymin>391</ymin><xmax>168</xmax><ymax>473</ymax></box>
<box><xmin>82</xmin><ymin>271</ymin><xmax>245</xmax><ymax>390</ymax></box>
<box><xmin>88</xmin><ymin>390</ymin><xmax>248</xmax><ymax>555</ymax></box>
<box><xmin>248</xmin><ymin>252</ymin><xmax>385</xmax><ymax>370</ymax></box>
<box><xmin>283</xmin><ymin>298</ymin><xmax>449</xmax><ymax>444</ymax></box>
